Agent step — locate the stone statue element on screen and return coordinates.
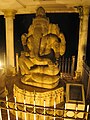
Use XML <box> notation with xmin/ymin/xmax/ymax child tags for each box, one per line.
<box><xmin>19</xmin><ymin>7</ymin><xmax>66</xmax><ymax>89</ymax></box>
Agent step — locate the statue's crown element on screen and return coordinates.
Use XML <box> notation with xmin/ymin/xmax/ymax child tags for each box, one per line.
<box><xmin>33</xmin><ymin>17</ymin><xmax>49</xmax><ymax>28</ymax></box>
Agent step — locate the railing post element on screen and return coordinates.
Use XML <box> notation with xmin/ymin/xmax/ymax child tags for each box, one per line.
<box><xmin>44</xmin><ymin>100</ymin><xmax>46</xmax><ymax>120</ymax></box>
<box><xmin>0</xmin><ymin>108</ymin><xmax>2</xmax><ymax>120</ymax></box>
<box><xmin>34</xmin><ymin>90</ymin><xmax>36</xmax><ymax>120</ymax></box>
<box><xmin>54</xmin><ymin>92</ymin><xmax>56</xmax><ymax>120</ymax></box>
<box><xmin>68</xmin><ymin>58</ymin><xmax>70</xmax><ymax>74</ymax></box>
<box><xmin>14</xmin><ymin>96</ymin><xmax>18</xmax><ymax>120</ymax></box>
<box><xmin>71</xmin><ymin>56</ymin><xmax>75</xmax><ymax>76</ymax></box>
<box><xmin>65</xmin><ymin>58</ymin><xmax>67</xmax><ymax>73</ymax></box>
<box><xmin>62</xmin><ymin>56</ymin><xmax>65</xmax><ymax>73</ymax></box>
<box><xmin>85</xmin><ymin>105</ymin><xmax>89</xmax><ymax>120</ymax></box>
<box><xmin>24</xmin><ymin>99</ymin><xmax>27</xmax><ymax>120</ymax></box>
<box><xmin>16</xmin><ymin>53</ymin><xmax>19</xmax><ymax>73</ymax></box>
<box><xmin>6</xmin><ymin>96</ymin><xmax>10</xmax><ymax>120</ymax></box>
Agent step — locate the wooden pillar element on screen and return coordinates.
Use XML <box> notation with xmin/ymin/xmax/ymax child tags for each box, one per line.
<box><xmin>3</xmin><ymin>10</ymin><xmax>16</xmax><ymax>68</ymax></box>
<box><xmin>76</xmin><ymin>6</ymin><xmax>89</xmax><ymax>76</ymax></box>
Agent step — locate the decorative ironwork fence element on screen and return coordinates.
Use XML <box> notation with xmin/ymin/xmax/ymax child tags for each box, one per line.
<box><xmin>59</xmin><ymin>56</ymin><xmax>76</xmax><ymax>76</ymax></box>
<box><xmin>0</xmin><ymin>96</ymin><xmax>89</xmax><ymax>120</ymax></box>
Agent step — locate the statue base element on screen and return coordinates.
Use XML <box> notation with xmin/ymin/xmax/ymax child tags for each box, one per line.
<box><xmin>12</xmin><ymin>78</ymin><xmax>64</xmax><ymax>120</ymax></box>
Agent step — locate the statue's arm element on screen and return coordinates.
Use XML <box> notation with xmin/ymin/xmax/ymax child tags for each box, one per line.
<box><xmin>59</xmin><ymin>33</ymin><xmax>66</xmax><ymax>56</ymax></box>
<box><xmin>39</xmin><ymin>36</ymin><xmax>51</xmax><ymax>56</ymax></box>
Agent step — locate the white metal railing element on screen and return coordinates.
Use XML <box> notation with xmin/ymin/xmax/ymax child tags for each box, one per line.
<box><xmin>0</xmin><ymin>96</ymin><xmax>89</xmax><ymax>120</ymax></box>
<box><xmin>59</xmin><ymin>55</ymin><xmax>76</xmax><ymax>76</ymax></box>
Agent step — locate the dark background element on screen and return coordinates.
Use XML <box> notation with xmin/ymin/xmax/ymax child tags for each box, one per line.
<box><xmin>0</xmin><ymin>13</ymin><xmax>90</xmax><ymax>66</ymax></box>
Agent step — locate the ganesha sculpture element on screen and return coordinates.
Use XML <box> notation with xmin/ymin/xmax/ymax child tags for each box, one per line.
<box><xmin>19</xmin><ymin>7</ymin><xmax>66</xmax><ymax>89</ymax></box>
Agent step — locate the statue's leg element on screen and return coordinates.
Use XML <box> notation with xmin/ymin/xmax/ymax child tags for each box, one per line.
<box><xmin>23</xmin><ymin>57</ymin><xmax>34</xmax><ymax>68</ymax></box>
<box><xmin>29</xmin><ymin>64</ymin><xmax>59</xmax><ymax>75</ymax></box>
<box><xmin>19</xmin><ymin>57</ymin><xmax>34</xmax><ymax>75</ymax></box>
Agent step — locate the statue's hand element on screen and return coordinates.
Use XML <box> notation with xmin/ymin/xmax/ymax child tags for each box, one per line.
<box><xmin>48</xmin><ymin>60</ymin><xmax>55</xmax><ymax>66</ymax></box>
<box><xmin>25</xmin><ymin>52</ymin><xmax>29</xmax><ymax>56</ymax></box>
<box><xmin>21</xmin><ymin>51</ymin><xmax>25</xmax><ymax>57</ymax></box>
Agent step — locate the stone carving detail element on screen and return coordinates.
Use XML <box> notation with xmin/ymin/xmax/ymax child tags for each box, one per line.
<box><xmin>19</xmin><ymin>7</ymin><xmax>66</xmax><ymax>89</ymax></box>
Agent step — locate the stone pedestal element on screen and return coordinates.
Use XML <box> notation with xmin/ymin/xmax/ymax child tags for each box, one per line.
<box><xmin>12</xmin><ymin>78</ymin><xmax>64</xmax><ymax>120</ymax></box>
